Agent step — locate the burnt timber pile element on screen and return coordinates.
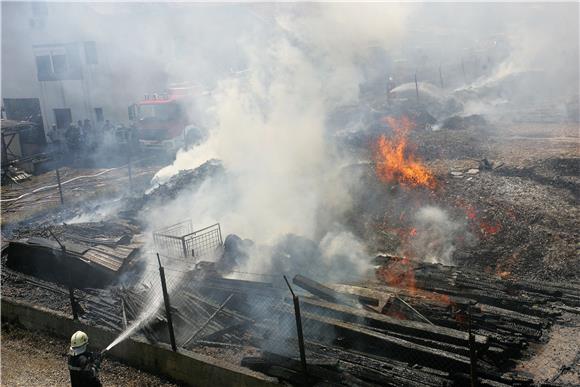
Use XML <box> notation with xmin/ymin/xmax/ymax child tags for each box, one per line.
<box><xmin>4</xmin><ymin>242</ymin><xmax>579</xmax><ymax>385</ymax></box>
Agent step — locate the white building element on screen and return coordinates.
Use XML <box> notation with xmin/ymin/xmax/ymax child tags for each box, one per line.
<box><xmin>1</xmin><ymin>2</ymin><xmax>283</xmax><ymax>142</ymax></box>
<box><xmin>1</xmin><ymin>2</ymin><xmax>169</xmax><ymax>136</ymax></box>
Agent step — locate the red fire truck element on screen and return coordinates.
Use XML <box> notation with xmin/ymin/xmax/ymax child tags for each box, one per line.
<box><xmin>128</xmin><ymin>85</ymin><xmax>205</xmax><ymax>153</ymax></box>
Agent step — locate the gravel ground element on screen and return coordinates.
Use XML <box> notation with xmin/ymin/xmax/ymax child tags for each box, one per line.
<box><xmin>0</xmin><ymin>324</ymin><xmax>177</xmax><ymax>387</ymax></box>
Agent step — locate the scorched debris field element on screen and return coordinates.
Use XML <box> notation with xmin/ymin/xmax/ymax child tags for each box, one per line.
<box><xmin>2</xmin><ymin>118</ymin><xmax>579</xmax><ymax>386</ymax></box>
<box><xmin>1</xmin><ymin>3</ymin><xmax>579</xmax><ymax>387</ymax></box>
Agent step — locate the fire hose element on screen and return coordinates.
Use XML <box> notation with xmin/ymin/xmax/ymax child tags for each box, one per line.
<box><xmin>0</xmin><ymin>168</ymin><xmax>119</xmax><ymax>203</ymax></box>
<box><xmin>1</xmin><ymin>157</ymin><xmax>154</xmax><ymax>204</ymax></box>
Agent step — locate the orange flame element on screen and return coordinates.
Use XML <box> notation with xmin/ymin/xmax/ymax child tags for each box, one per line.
<box><xmin>374</xmin><ymin>116</ymin><xmax>437</xmax><ymax>190</ymax></box>
<box><xmin>377</xmin><ymin>257</ymin><xmax>451</xmax><ymax>306</ymax></box>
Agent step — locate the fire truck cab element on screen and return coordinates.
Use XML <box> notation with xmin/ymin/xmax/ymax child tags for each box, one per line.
<box><xmin>128</xmin><ymin>86</ymin><xmax>203</xmax><ymax>154</ymax></box>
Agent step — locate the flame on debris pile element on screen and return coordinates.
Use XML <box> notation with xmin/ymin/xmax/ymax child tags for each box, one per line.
<box><xmin>378</xmin><ymin>257</ymin><xmax>451</xmax><ymax>306</ymax></box>
<box><xmin>374</xmin><ymin>116</ymin><xmax>437</xmax><ymax>190</ymax></box>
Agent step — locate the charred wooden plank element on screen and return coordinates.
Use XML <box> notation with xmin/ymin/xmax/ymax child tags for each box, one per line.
<box><xmin>293</xmin><ymin>274</ymin><xmax>378</xmax><ymax>307</ymax></box>
<box><xmin>198</xmin><ymin>320</ymin><xmax>254</xmax><ymax>343</ymax></box>
<box><xmin>295</xmin><ymin>296</ymin><xmax>488</xmax><ymax>348</ymax></box>
<box><xmin>302</xmin><ymin>340</ymin><xmax>453</xmax><ymax>387</ymax></box>
<box><xmin>242</xmin><ymin>355</ymin><xmax>376</xmax><ymax>386</ymax></box>
<box><xmin>276</xmin><ymin>304</ymin><xmax>474</xmax><ymax>373</ymax></box>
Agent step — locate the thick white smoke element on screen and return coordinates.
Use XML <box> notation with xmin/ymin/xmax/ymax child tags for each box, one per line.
<box><xmin>147</xmin><ymin>4</ymin><xmax>412</xmax><ymax>276</ymax></box>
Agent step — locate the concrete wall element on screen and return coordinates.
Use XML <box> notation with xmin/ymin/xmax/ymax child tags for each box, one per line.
<box><xmin>1</xmin><ymin>298</ymin><xmax>277</xmax><ymax>387</ymax></box>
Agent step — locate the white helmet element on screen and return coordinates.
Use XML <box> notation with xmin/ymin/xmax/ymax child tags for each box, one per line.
<box><xmin>70</xmin><ymin>331</ymin><xmax>88</xmax><ymax>356</ymax></box>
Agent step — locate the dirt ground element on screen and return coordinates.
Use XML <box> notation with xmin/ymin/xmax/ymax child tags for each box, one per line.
<box><xmin>516</xmin><ymin>317</ymin><xmax>580</xmax><ymax>385</ymax></box>
<box><xmin>0</xmin><ymin>324</ymin><xmax>177</xmax><ymax>387</ymax></box>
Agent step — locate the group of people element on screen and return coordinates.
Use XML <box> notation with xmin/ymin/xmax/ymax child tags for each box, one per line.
<box><xmin>47</xmin><ymin>119</ymin><xmax>115</xmax><ymax>157</ymax></box>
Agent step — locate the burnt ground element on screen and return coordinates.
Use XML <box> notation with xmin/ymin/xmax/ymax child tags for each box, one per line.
<box><xmin>361</xmin><ymin>122</ymin><xmax>579</xmax><ymax>282</ymax></box>
<box><xmin>0</xmin><ymin>323</ymin><xmax>178</xmax><ymax>387</ymax></box>
<box><xmin>434</xmin><ymin>123</ymin><xmax>578</xmax><ymax>281</ymax></box>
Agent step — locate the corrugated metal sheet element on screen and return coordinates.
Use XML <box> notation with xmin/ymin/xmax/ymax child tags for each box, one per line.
<box><xmin>83</xmin><ymin>244</ymin><xmax>138</xmax><ymax>272</ymax></box>
<box><xmin>8</xmin><ymin>237</ymin><xmax>140</xmax><ymax>274</ymax></box>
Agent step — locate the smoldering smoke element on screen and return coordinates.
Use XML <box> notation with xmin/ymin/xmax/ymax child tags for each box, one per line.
<box><xmin>410</xmin><ymin>206</ymin><xmax>464</xmax><ymax>266</ymax></box>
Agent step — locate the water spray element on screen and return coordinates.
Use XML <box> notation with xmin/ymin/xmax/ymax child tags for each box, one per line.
<box><xmin>103</xmin><ymin>315</ymin><xmax>152</xmax><ymax>353</ymax></box>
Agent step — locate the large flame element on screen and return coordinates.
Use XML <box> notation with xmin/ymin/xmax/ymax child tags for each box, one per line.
<box><xmin>374</xmin><ymin>116</ymin><xmax>437</xmax><ymax>190</ymax></box>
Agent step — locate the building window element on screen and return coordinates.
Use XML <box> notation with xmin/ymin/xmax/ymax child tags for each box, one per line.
<box><xmin>35</xmin><ymin>55</ymin><xmax>52</xmax><ymax>80</ymax></box>
<box><xmin>84</xmin><ymin>41</ymin><xmax>98</xmax><ymax>64</ymax></box>
<box><xmin>34</xmin><ymin>45</ymin><xmax>82</xmax><ymax>81</ymax></box>
<box><xmin>94</xmin><ymin>108</ymin><xmax>104</xmax><ymax>122</ymax></box>
<box><xmin>51</xmin><ymin>54</ymin><xmax>68</xmax><ymax>74</ymax></box>
<box><xmin>54</xmin><ymin>108</ymin><xmax>72</xmax><ymax>129</ymax></box>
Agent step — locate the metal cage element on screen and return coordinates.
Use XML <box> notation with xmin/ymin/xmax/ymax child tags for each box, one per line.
<box><xmin>153</xmin><ymin>221</ymin><xmax>223</xmax><ymax>261</ymax></box>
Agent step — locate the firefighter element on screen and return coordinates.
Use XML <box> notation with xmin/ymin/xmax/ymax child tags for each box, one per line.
<box><xmin>47</xmin><ymin>124</ymin><xmax>62</xmax><ymax>154</ymax></box>
<box><xmin>68</xmin><ymin>331</ymin><xmax>102</xmax><ymax>387</ymax></box>
<box><xmin>83</xmin><ymin>119</ymin><xmax>94</xmax><ymax>149</ymax></box>
<box><xmin>65</xmin><ymin>122</ymin><xmax>81</xmax><ymax>159</ymax></box>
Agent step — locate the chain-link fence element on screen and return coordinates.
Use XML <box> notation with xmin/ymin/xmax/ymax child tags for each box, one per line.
<box><xmin>3</xmin><ymin>216</ymin><xmax>535</xmax><ymax>387</ymax></box>
<box><xmin>103</xmin><ymin>252</ymin><xmax>486</xmax><ymax>386</ymax></box>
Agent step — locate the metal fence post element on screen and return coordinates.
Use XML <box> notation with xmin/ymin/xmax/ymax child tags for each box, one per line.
<box><xmin>55</xmin><ymin>168</ymin><xmax>64</xmax><ymax>205</ymax></box>
<box><xmin>67</xmin><ymin>262</ymin><xmax>79</xmax><ymax>320</ymax></box>
<box><xmin>48</xmin><ymin>228</ymin><xmax>76</xmax><ymax>319</ymax></box>
<box><xmin>127</xmin><ymin>149</ymin><xmax>133</xmax><ymax>192</ymax></box>
<box><xmin>157</xmin><ymin>253</ymin><xmax>177</xmax><ymax>351</ymax></box>
<box><xmin>284</xmin><ymin>276</ymin><xmax>307</xmax><ymax>379</ymax></box>
<box><xmin>181</xmin><ymin>237</ymin><xmax>188</xmax><ymax>258</ymax></box>
<box><xmin>414</xmin><ymin>72</ymin><xmax>420</xmax><ymax>103</ymax></box>
<box><xmin>468</xmin><ymin>305</ymin><xmax>478</xmax><ymax>387</ymax></box>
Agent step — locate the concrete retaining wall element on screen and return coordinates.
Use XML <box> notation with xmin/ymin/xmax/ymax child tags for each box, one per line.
<box><xmin>1</xmin><ymin>298</ymin><xmax>277</xmax><ymax>387</ymax></box>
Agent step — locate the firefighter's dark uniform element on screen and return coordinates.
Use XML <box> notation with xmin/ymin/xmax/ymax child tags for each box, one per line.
<box><xmin>68</xmin><ymin>351</ymin><xmax>102</xmax><ymax>387</ymax></box>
